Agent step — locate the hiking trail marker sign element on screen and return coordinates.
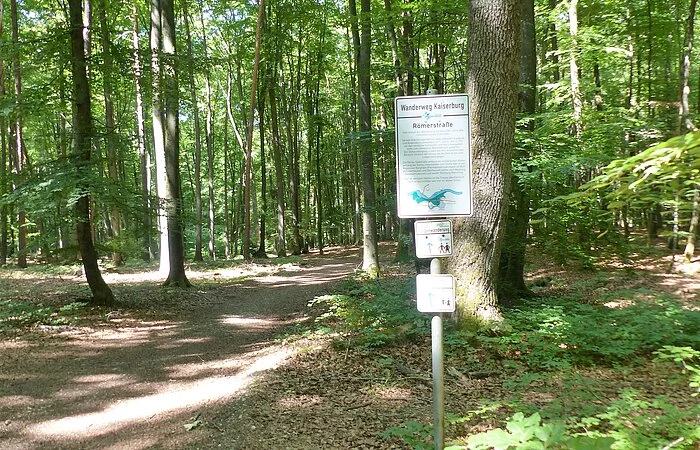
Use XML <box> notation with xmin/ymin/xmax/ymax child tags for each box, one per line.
<box><xmin>414</xmin><ymin>220</ymin><xmax>452</xmax><ymax>258</ymax></box>
<box><xmin>395</xmin><ymin>94</ymin><xmax>473</xmax><ymax>218</ymax></box>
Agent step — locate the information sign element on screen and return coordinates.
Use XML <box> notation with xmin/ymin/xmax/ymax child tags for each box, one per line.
<box><xmin>414</xmin><ymin>220</ymin><xmax>452</xmax><ymax>258</ymax></box>
<box><xmin>395</xmin><ymin>94</ymin><xmax>472</xmax><ymax>218</ymax></box>
<box><xmin>416</xmin><ymin>274</ymin><xmax>456</xmax><ymax>313</ymax></box>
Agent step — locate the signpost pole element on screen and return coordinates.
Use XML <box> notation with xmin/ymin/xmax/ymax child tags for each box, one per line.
<box><xmin>430</xmin><ymin>258</ymin><xmax>445</xmax><ymax>450</ymax></box>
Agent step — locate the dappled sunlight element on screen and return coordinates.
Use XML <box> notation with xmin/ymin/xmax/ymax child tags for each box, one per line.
<box><xmin>60</xmin><ymin>322</ymin><xmax>182</xmax><ymax>348</ymax></box>
<box><xmin>373</xmin><ymin>386</ymin><xmax>413</xmax><ymax>401</ymax></box>
<box><xmin>56</xmin><ymin>374</ymin><xmax>140</xmax><ymax>401</ymax></box>
<box><xmin>29</xmin><ymin>344</ymin><xmax>297</xmax><ymax>441</ymax></box>
<box><xmin>0</xmin><ymin>395</ymin><xmax>36</xmax><ymax>408</ymax></box>
<box><xmin>220</xmin><ymin>315</ymin><xmax>305</xmax><ymax>329</ymax></box>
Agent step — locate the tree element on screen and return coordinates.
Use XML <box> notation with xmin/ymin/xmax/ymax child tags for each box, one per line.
<box><xmin>350</xmin><ymin>0</ymin><xmax>379</xmax><ymax>274</ymax></box>
<box><xmin>68</xmin><ymin>0</ymin><xmax>114</xmax><ymax>306</ymax></box>
<box><xmin>447</xmin><ymin>0</ymin><xmax>520</xmax><ymax>322</ymax></box>
<box><xmin>160</xmin><ymin>0</ymin><xmax>190</xmax><ymax>287</ymax></box>
<box><xmin>10</xmin><ymin>0</ymin><xmax>26</xmax><ymax>268</ymax></box>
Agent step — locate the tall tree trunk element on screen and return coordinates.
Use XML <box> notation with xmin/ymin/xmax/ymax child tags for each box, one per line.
<box><xmin>10</xmin><ymin>0</ymin><xmax>26</xmax><ymax>268</ymax></box>
<box><xmin>678</xmin><ymin>0</ymin><xmax>697</xmax><ymax>133</ymax></box>
<box><xmin>98</xmin><ymin>0</ymin><xmax>122</xmax><ymax>266</ymax></box>
<box><xmin>568</xmin><ymin>0</ymin><xmax>583</xmax><ymax>136</ymax></box>
<box><xmin>498</xmin><ymin>0</ymin><xmax>534</xmax><ymax>302</ymax></box>
<box><xmin>161</xmin><ymin>0</ymin><xmax>190</xmax><ymax>287</ymax></box>
<box><xmin>0</xmin><ymin>0</ymin><xmax>6</xmax><ymax>265</ymax></box>
<box><xmin>223</xmin><ymin>116</ymin><xmax>232</xmax><ymax>258</ymax></box>
<box><xmin>268</xmin><ymin>74</ymin><xmax>286</xmax><ymax>257</ymax></box>
<box><xmin>200</xmin><ymin>5</ymin><xmax>216</xmax><ymax>260</ymax></box>
<box><xmin>257</xmin><ymin>87</ymin><xmax>268</xmax><ymax>257</ymax></box>
<box><xmin>151</xmin><ymin>0</ymin><xmax>169</xmax><ymax>273</ymax></box>
<box><xmin>68</xmin><ymin>0</ymin><xmax>114</xmax><ymax>306</ymax></box>
<box><xmin>132</xmin><ymin>4</ymin><xmax>152</xmax><ymax>262</ymax></box>
<box><xmin>243</xmin><ymin>0</ymin><xmax>266</xmax><ymax>260</ymax></box>
<box><xmin>350</xmin><ymin>0</ymin><xmax>379</xmax><ymax>274</ymax></box>
<box><xmin>183</xmin><ymin>1</ymin><xmax>204</xmax><ymax>262</ymax></box>
<box><xmin>448</xmin><ymin>0</ymin><xmax>521</xmax><ymax>322</ymax></box>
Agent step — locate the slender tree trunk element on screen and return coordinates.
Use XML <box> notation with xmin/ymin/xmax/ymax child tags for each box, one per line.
<box><xmin>448</xmin><ymin>0</ymin><xmax>521</xmax><ymax>322</ymax></box>
<box><xmin>151</xmin><ymin>0</ymin><xmax>169</xmax><ymax>273</ymax></box>
<box><xmin>68</xmin><ymin>0</ymin><xmax>114</xmax><ymax>306</ymax></box>
<box><xmin>678</xmin><ymin>0</ymin><xmax>697</xmax><ymax>133</ymax></box>
<box><xmin>99</xmin><ymin>0</ymin><xmax>122</xmax><ymax>266</ymax></box>
<box><xmin>161</xmin><ymin>0</ymin><xmax>190</xmax><ymax>287</ymax></box>
<box><xmin>350</xmin><ymin>0</ymin><xmax>379</xmax><ymax>274</ymax></box>
<box><xmin>268</xmin><ymin>74</ymin><xmax>286</xmax><ymax>257</ymax></box>
<box><xmin>257</xmin><ymin>88</ymin><xmax>268</xmax><ymax>257</ymax></box>
<box><xmin>183</xmin><ymin>1</ymin><xmax>204</xmax><ymax>262</ymax></box>
<box><xmin>568</xmin><ymin>0</ymin><xmax>583</xmax><ymax>136</ymax></box>
<box><xmin>243</xmin><ymin>0</ymin><xmax>266</xmax><ymax>260</ymax></box>
<box><xmin>132</xmin><ymin>4</ymin><xmax>152</xmax><ymax>261</ymax></box>
<box><xmin>0</xmin><ymin>1</ymin><xmax>6</xmax><ymax>265</ymax></box>
<box><xmin>684</xmin><ymin>187</ymin><xmax>699</xmax><ymax>261</ymax></box>
<box><xmin>200</xmin><ymin>6</ymin><xmax>216</xmax><ymax>260</ymax></box>
<box><xmin>223</xmin><ymin>117</ymin><xmax>232</xmax><ymax>258</ymax></box>
<box><xmin>10</xmin><ymin>0</ymin><xmax>26</xmax><ymax>268</ymax></box>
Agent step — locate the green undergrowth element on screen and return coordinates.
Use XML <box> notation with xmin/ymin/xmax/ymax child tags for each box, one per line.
<box><xmin>309</xmin><ymin>270</ymin><xmax>700</xmax><ymax>449</ymax></box>
<box><xmin>0</xmin><ymin>299</ymin><xmax>91</xmax><ymax>331</ymax></box>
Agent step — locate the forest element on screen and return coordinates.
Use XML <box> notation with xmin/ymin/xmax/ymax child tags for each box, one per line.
<box><xmin>0</xmin><ymin>0</ymin><xmax>699</xmax><ymax>448</ymax></box>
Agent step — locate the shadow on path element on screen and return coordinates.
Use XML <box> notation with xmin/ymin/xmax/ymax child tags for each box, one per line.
<box><xmin>0</xmin><ymin>248</ymin><xmax>360</xmax><ymax>449</ymax></box>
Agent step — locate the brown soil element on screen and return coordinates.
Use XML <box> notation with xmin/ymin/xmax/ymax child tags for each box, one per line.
<box><xmin>1</xmin><ymin>245</ymin><xmax>698</xmax><ymax>449</ymax></box>
<box><xmin>1</xmin><ymin>246</ymin><xmax>401</xmax><ymax>450</ymax></box>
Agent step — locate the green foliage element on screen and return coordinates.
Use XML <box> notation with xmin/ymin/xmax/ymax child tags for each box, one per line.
<box><xmin>459</xmin><ymin>412</ymin><xmax>614</xmax><ymax>450</ymax></box>
<box><xmin>309</xmin><ymin>276</ymin><xmax>429</xmax><ymax>348</ymax></box>
<box><xmin>654</xmin><ymin>346</ymin><xmax>700</xmax><ymax>396</ymax></box>
<box><xmin>0</xmin><ymin>300</ymin><xmax>89</xmax><ymax>330</ymax></box>
<box><xmin>381</xmin><ymin>420</ymin><xmax>433</xmax><ymax>449</ymax></box>
<box><xmin>480</xmin><ymin>288</ymin><xmax>700</xmax><ymax>370</ymax></box>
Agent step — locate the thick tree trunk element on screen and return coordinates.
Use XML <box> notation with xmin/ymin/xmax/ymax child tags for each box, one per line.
<box><xmin>132</xmin><ymin>5</ymin><xmax>152</xmax><ymax>262</ymax></box>
<box><xmin>68</xmin><ymin>0</ymin><xmax>114</xmax><ymax>306</ymax></box>
<box><xmin>161</xmin><ymin>0</ymin><xmax>190</xmax><ymax>287</ymax></box>
<box><xmin>448</xmin><ymin>0</ymin><xmax>520</xmax><ymax>322</ymax></box>
<box><xmin>498</xmin><ymin>0</ymin><xmax>535</xmax><ymax>301</ymax></box>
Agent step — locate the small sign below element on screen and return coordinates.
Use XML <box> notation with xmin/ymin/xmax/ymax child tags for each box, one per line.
<box><xmin>415</xmin><ymin>220</ymin><xmax>452</xmax><ymax>258</ymax></box>
<box><xmin>416</xmin><ymin>274</ymin><xmax>456</xmax><ymax>313</ymax></box>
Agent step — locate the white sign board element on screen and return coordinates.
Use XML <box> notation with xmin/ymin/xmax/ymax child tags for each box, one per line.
<box><xmin>416</xmin><ymin>274</ymin><xmax>456</xmax><ymax>313</ymax></box>
<box><xmin>415</xmin><ymin>220</ymin><xmax>452</xmax><ymax>258</ymax></box>
<box><xmin>395</xmin><ymin>94</ymin><xmax>472</xmax><ymax>218</ymax></box>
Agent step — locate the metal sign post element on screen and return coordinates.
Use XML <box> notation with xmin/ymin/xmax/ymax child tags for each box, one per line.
<box><xmin>396</xmin><ymin>92</ymin><xmax>471</xmax><ymax>450</ymax></box>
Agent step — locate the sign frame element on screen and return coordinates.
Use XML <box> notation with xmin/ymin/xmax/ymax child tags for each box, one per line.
<box><xmin>395</xmin><ymin>94</ymin><xmax>473</xmax><ymax>218</ymax></box>
<box><xmin>416</xmin><ymin>274</ymin><xmax>456</xmax><ymax>313</ymax></box>
<box><xmin>414</xmin><ymin>219</ymin><xmax>453</xmax><ymax>259</ymax></box>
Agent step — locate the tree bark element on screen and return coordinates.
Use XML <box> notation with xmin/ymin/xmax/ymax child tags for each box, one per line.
<box><xmin>98</xmin><ymin>0</ymin><xmax>122</xmax><ymax>266</ymax></box>
<box><xmin>448</xmin><ymin>0</ymin><xmax>520</xmax><ymax>322</ymax></box>
<box><xmin>132</xmin><ymin>4</ymin><xmax>153</xmax><ymax>262</ymax></box>
<box><xmin>350</xmin><ymin>0</ymin><xmax>379</xmax><ymax>274</ymax></box>
<box><xmin>161</xmin><ymin>0</ymin><xmax>190</xmax><ymax>287</ymax></box>
<box><xmin>243</xmin><ymin>0</ymin><xmax>266</xmax><ymax>260</ymax></box>
<box><xmin>10</xmin><ymin>0</ymin><xmax>26</xmax><ymax>268</ymax></box>
<box><xmin>498</xmin><ymin>0</ymin><xmax>534</xmax><ymax>302</ymax></box>
<box><xmin>568</xmin><ymin>0</ymin><xmax>583</xmax><ymax>136</ymax></box>
<box><xmin>150</xmin><ymin>0</ymin><xmax>169</xmax><ymax>273</ymax></box>
<box><xmin>268</xmin><ymin>74</ymin><xmax>287</xmax><ymax>257</ymax></box>
<box><xmin>0</xmin><ymin>0</ymin><xmax>6</xmax><ymax>265</ymax></box>
<box><xmin>68</xmin><ymin>0</ymin><xmax>114</xmax><ymax>306</ymax></box>
<box><xmin>183</xmin><ymin>0</ymin><xmax>204</xmax><ymax>262</ymax></box>
<box><xmin>678</xmin><ymin>0</ymin><xmax>697</xmax><ymax>133</ymax></box>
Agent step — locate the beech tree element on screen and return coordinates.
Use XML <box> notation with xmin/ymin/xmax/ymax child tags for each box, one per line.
<box><xmin>68</xmin><ymin>0</ymin><xmax>114</xmax><ymax>305</ymax></box>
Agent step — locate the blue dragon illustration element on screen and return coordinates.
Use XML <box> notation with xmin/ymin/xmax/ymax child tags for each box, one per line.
<box><xmin>410</xmin><ymin>187</ymin><xmax>462</xmax><ymax>209</ymax></box>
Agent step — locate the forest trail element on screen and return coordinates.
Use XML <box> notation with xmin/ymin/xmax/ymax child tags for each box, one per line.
<box><xmin>0</xmin><ymin>247</ymin><xmax>361</xmax><ymax>450</ymax></box>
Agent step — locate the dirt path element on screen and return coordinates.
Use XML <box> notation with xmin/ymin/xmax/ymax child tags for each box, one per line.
<box><xmin>0</xmin><ymin>248</ymin><xmax>361</xmax><ymax>450</ymax></box>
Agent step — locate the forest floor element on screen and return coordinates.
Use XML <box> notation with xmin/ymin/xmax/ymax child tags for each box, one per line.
<box><xmin>0</xmin><ymin>243</ymin><xmax>699</xmax><ymax>449</ymax></box>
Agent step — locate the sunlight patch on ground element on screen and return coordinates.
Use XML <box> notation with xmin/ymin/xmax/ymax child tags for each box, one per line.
<box><xmin>55</xmin><ymin>374</ymin><xmax>140</xmax><ymax>401</ymax></box>
<box><xmin>0</xmin><ymin>395</ymin><xmax>36</xmax><ymax>408</ymax></box>
<box><xmin>29</xmin><ymin>345</ymin><xmax>297</xmax><ymax>440</ymax></box>
<box><xmin>276</xmin><ymin>394</ymin><xmax>325</xmax><ymax>409</ymax></box>
<box><xmin>60</xmin><ymin>322</ymin><xmax>181</xmax><ymax>348</ymax></box>
<box><xmin>220</xmin><ymin>315</ymin><xmax>305</xmax><ymax>329</ymax></box>
<box><xmin>373</xmin><ymin>386</ymin><xmax>413</xmax><ymax>401</ymax></box>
